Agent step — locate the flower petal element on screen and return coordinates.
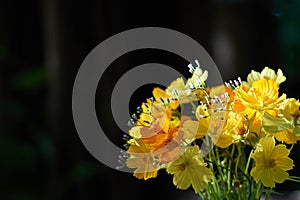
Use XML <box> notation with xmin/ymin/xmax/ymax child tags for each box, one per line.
<box><xmin>276</xmin><ymin>157</ymin><xmax>294</xmax><ymax>171</ymax></box>
<box><xmin>259</xmin><ymin>137</ymin><xmax>275</xmax><ymax>159</ymax></box>
<box><xmin>270</xmin><ymin>167</ymin><xmax>289</xmax><ymax>184</ymax></box>
<box><xmin>272</xmin><ymin>144</ymin><xmax>290</xmax><ymax>159</ymax></box>
<box><xmin>190</xmin><ymin>166</ymin><xmax>213</xmax><ymax>193</ymax></box>
<box><xmin>250</xmin><ymin>165</ymin><xmax>264</xmax><ymax>182</ymax></box>
<box><xmin>173</xmin><ymin>170</ymin><xmax>191</xmax><ymax>190</ymax></box>
<box><xmin>260</xmin><ymin>169</ymin><xmax>275</xmax><ymax>188</ymax></box>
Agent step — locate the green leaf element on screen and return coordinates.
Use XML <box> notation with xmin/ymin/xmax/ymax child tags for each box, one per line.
<box><xmin>262</xmin><ymin>113</ymin><xmax>293</xmax><ymax>133</ymax></box>
<box><xmin>293</xmin><ymin>125</ymin><xmax>300</xmax><ymax>136</ymax></box>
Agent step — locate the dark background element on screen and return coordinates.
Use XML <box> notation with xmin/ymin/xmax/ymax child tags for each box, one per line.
<box><xmin>1</xmin><ymin>0</ymin><xmax>300</xmax><ymax>199</ymax></box>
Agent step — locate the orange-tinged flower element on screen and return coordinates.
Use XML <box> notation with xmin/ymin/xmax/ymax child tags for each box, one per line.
<box><xmin>139</xmin><ymin>87</ymin><xmax>179</xmax><ymax>125</ymax></box>
<box><xmin>250</xmin><ymin>137</ymin><xmax>294</xmax><ymax>188</ymax></box>
<box><xmin>128</xmin><ymin>88</ymin><xmax>186</xmax><ymax>164</ymax></box>
<box><xmin>140</xmin><ymin>115</ymin><xmax>171</xmax><ymax>138</ymax></box>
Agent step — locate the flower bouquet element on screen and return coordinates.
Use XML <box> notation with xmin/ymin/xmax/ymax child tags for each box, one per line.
<box><xmin>120</xmin><ymin>61</ymin><xmax>300</xmax><ymax>199</ymax></box>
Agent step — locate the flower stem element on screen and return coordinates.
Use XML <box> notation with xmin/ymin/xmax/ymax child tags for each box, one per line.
<box><xmin>264</xmin><ymin>187</ymin><xmax>272</xmax><ymax>200</ymax></box>
<box><xmin>245</xmin><ymin>149</ymin><xmax>253</xmax><ymax>175</ymax></box>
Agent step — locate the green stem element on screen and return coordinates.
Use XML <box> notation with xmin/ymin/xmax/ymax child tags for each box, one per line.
<box><xmin>253</xmin><ymin>182</ymin><xmax>261</xmax><ymax>199</ymax></box>
<box><xmin>289</xmin><ymin>176</ymin><xmax>300</xmax><ymax>180</ymax></box>
<box><xmin>205</xmin><ymin>139</ymin><xmax>221</xmax><ymax>199</ymax></box>
<box><xmin>215</xmin><ymin>147</ymin><xmax>225</xmax><ymax>177</ymax></box>
<box><xmin>289</xmin><ymin>128</ymin><xmax>295</xmax><ymax>151</ymax></box>
<box><xmin>235</xmin><ymin>145</ymin><xmax>241</xmax><ymax>177</ymax></box>
<box><xmin>288</xmin><ymin>178</ymin><xmax>300</xmax><ymax>182</ymax></box>
<box><xmin>227</xmin><ymin>145</ymin><xmax>235</xmax><ymax>191</ymax></box>
<box><xmin>264</xmin><ymin>187</ymin><xmax>272</xmax><ymax>200</ymax></box>
<box><xmin>245</xmin><ymin>149</ymin><xmax>253</xmax><ymax>175</ymax></box>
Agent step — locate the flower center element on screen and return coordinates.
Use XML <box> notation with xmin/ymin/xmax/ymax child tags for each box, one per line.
<box><xmin>237</xmin><ymin>126</ymin><xmax>246</xmax><ymax>136</ymax></box>
<box><xmin>177</xmin><ymin>163</ymin><xmax>186</xmax><ymax>171</ymax></box>
<box><xmin>266</xmin><ymin>159</ymin><xmax>276</xmax><ymax>168</ymax></box>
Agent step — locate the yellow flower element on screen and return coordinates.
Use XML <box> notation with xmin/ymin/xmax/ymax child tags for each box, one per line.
<box><xmin>243</xmin><ymin>67</ymin><xmax>286</xmax><ymax>88</ymax></box>
<box><xmin>234</xmin><ymin>79</ymin><xmax>286</xmax><ymax>124</ymax></box>
<box><xmin>250</xmin><ymin>137</ymin><xmax>294</xmax><ymax>188</ymax></box>
<box><xmin>166</xmin><ymin>70</ymin><xmax>208</xmax><ymax>103</ymax></box>
<box><xmin>127</xmin><ymin>84</ymin><xmax>187</xmax><ymax>170</ymax></box>
<box><xmin>126</xmin><ymin>139</ymin><xmax>160</xmax><ymax>180</ymax></box>
<box><xmin>280</xmin><ymin>98</ymin><xmax>300</xmax><ymax>120</ymax></box>
<box><xmin>182</xmin><ymin>105</ymin><xmax>210</xmax><ymax>140</ymax></box>
<box><xmin>153</xmin><ymin>87</ymin><xmax>179</xmax><ymax>110</ymax></box>
<box><xmin>274</xmin><ymin>129</ymin><xmax>300</xmax><ymax>145</ymax></box>
<box><xmin>209</xmin><ymin>111</ymin><xmax>244</xmax><ymax>148</ymax></box>
<box><xmin>166</xmin><ymin>77</ymin><xmax>191</xmax><ymax>102</ymax></box>
<box><xmin>129</xmin><ymin>96</ymin><xmax>185</xmax><ymax>164</ymax></box>
<box><xmin>182</xmin><ymin>105</ymin><xmax>244</xmax><ymax>148</ymax></box>
<box><xmin>130</xmin><ymin>104</ymin><xmax>172</xmax><ymax>139</ymax></box>
<box><xmin>166</xmin><ymin>145</ymin><xmax>213</xmax><ymax>193</ymax></box>
<box><xmin>140</xmin><ymin>87</ymin><xmax>179</xmax><ymax>123</ymax></box>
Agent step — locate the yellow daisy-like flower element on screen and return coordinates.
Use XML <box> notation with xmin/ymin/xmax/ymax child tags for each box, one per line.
<box><xmin>128</xmin><ymin>104</ymin><xmax>183</xmax><ymax>164</ymax></box>
<box><xmin>139</xmin><ymin>87</ymin><xmax>179</xmax><ymax>124</ymax></box>
<box><xmin>182</xmin><ymin>105</ymin><xmax>244</xmax><ymax>148</ymax></box>
<box><xmin>234</xmin><ymin>79</ymin><xmax>286</xmax><ymax>124</ymax></box>
<box><xmin>166</xmin><ymin>145</ymin><xmax>213</xmax><ymax>194</ymax></box>
<box><xmin>152</xmin><ymin>87</ymin><xmax>179</xmax><ymax>110</ymax></box>
<box><xmin>128</xmin><ymin>84</ymin><xmax>187</xmax><ymax>166</ymax></box>
<box><xmin>182</xmin><ymin>105</ymin><xmax>210</xmax><ymax>140</ymax></box>
<box><xmin>250</xmin><ymin>136</ymin><xmax>294</xmax><ymax>188</ymax></box>
<box><xmin>126</xmin><ymin>139</ymin><xmax>160</xmax><ymax>180</ymax></box>
<box><xmin>209</xmin><ymin>111</ymin><xmax>244</xmax><ymax>148</ymax></box>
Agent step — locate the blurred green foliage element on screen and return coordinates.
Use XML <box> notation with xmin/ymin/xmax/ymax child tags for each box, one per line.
<box><xmin>12</xmin><ymin>67</ymin><xmax>47</xmax><ymax>92</ymax></box>
<box><xmin>0</xmin><ymin>137</ymin><xmax>37</xmax><ymax>171</ymax></box>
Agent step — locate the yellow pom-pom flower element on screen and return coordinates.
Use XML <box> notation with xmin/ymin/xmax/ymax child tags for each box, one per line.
<box><xmin>234</xmin><ymin>79</ymin><xmax>286</xmax><ymax>125</ymax></box>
